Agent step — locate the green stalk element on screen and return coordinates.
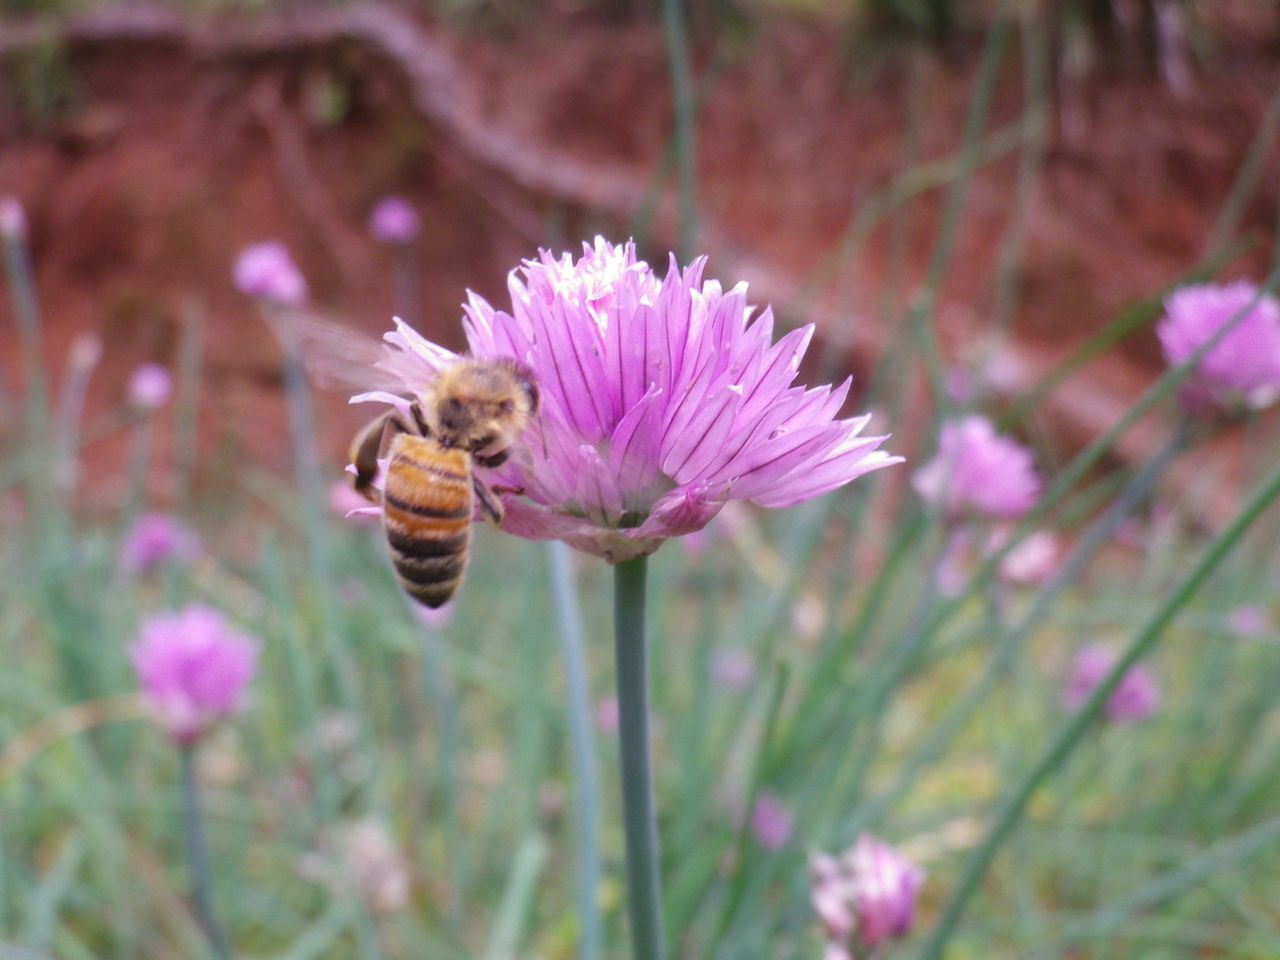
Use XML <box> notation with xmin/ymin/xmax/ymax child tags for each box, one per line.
<box><xmin>919</xmin><ymin>452</ymin><xmax>1280</xmax><ymax>959</ymax></box>
<box><xmin>660</xmin><ymin>0</ymin><xmax>698</xmax><ymax>258</ymax></box>
<box><xmin>548</xmin><ymin>543</ymin><xmax>603</xmax><ymax>960</ymax></box>
<box><xmin>180</xmin><ymin>746</ymin><xmax>232</xmax><ymax>960</ymax></box>
<box><xmin>392</xmin><ymin>243</ymin><xmax>420</xmax><ymax>331</ymax></box>
<box><xmin>2</xmin><ymin>221</ymin><xmax>52</xmax><ymax>532</ymax></box>
<box><xmin>613</xmin><ymin>556</ymin><xmax>666</xmax><ymax>960</ymax></box>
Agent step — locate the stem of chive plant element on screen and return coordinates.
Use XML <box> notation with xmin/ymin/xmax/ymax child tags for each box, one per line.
<box><xmin>180</xmin><ymin>745</ymin><xmax>232</xmax><ymax>960</ymax></box>
<box><xmin>613</xmin><ymin>556</ymin><xmax>666</xmax><ymax>960</ymax></box>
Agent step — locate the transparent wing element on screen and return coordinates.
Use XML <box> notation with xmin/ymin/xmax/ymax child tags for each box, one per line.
<box><xmin>266</xmin><ymin>309</ymin><xmax>416</xmax><ymax>396</ymax></box>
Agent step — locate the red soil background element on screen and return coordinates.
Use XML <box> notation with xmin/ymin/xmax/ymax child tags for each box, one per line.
<box><xmin>1</xmin><ymin>2</ymin><xmax>1277</xmax><ymax>517</ymax></box>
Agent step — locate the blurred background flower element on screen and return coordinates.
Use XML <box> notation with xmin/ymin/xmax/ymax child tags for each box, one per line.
<box><xmin>234</xmin><ymin>242</ymin><xmax>309</xmax><ymax>306</ymax></box>
<box><xmin>1158</xmin><ymin>281</ymin><xmax>1280</xmax><ymax>417</ymax></box>
<box><xmin>748</xmin><ymin>792</ymin><xmax>793</xmax><ymax>851</ymax></box>
<box><xmin>811</xmin><ymin>834</ymin><xmax>925</xmax><ymax>956</ymax></box>
<box><xmin>127</xmin><ymin>363</ymin><xmax>173</xmax><ymax>411</ymax></box>
<box><xmin>1063</xmin><ymin>644</ymin><xmax>1161</xmax><ymax>725</ymax></box>
<box><xmin>913</xmin><ymin>416</ymin><xmax>1040</xmax><ymax>523</ymax></box>
<box><xmin>130</xmin><ymin>605</ymin><xmax>259</xmax><ymax>744</ymax></box>
<box><xmin>368</xmin><ymin>196</ymin><xmax>421</xmax><ymax>245</ymax></box>
<box><xmin>120</xmin><ymin>512</ymin><xmax>202</xmax><ymax>574</ymax></box>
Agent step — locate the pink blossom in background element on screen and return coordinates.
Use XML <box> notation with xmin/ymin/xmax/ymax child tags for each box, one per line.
<box><xmin>351</xmin><ymin>238</ymin><xmax>900</xmax><ymax>562</ymax></box>
<box><xmin>594</xmin><ymin>695</ymin><xmax>620</xmax><ymax>734</ymax></box>
<box><xmin>69</xmin><ymin>332</ymin><xmax>104</xmax><ymax>373</ymax></box>
<box><xmin>0</xmin><ymin>196</ymin><xmax>25</xmax><ymax>240</ymax></box>
<box><xmin>811</xmin><ymin>834</ymin><xmax>925</xmax><ymax>954</ymax></box>
<box><xmin>1227</xmin><ymin>605</ymin><xmax>1270</xmax><ymax>638</ymax></box>
<box><xmin>749</xmin><ymin>792</ymin><xmax>793</xmax><ymax>851</ymax></box>
<box><xmin>711</xmin><ymin>647</ymin><xmax>755</xmax><ymax>690</ymax></box>
<box><xmin>121</xmin><ymin>513</ymin><xmax>201</xmax><ymax>574</ymax></box>
<box><xmin>943</xmin><ymin>366</ymin><xmax>975</xmax><ymax>405</ymax></box>
<box><xmin>368</xmin><ymin>196</ymin><xmax>421</xmax><ymax>244</ymax></box>
<box><xmin>992</xmin><ymin>528</ymin><xmax>1061</xmax><ymax>586</ymax></box>
<box><xmin>128</xmin><ymin>363</ymin><xmax>172</xmax><ymax>410</ymax></box>
<box><xmin>1064</xmin><ymin>644</ymin><xmax>1161</xmax><ymax>724</ymax></box>
<box><xmin>1157</xmin><ymin>281</ymin><xmax>1280</xmax><ymax>416</ymax></box>
<box><xmin>130</xmin><ymin>605</ymin><xmax>259</xmax><ymax>745</ymax></box>
<box><xmin>234</xmin><ymin>241</ymin><xmax>309</xmax><ymax>306</ymax></box>
<box><xmin>912</xmin><ymin>416</ymin><xmax>1040</xmax><ymax>522</ymax></box>
<box><xmin>935</xmin><ymin>529</ymin><xmax>971</xmax><ymax>599</ymax></box>
<box><xmin>336</xmin><ymin>818</ymin><xmax>411</xmax><ymax>914</ymax></box>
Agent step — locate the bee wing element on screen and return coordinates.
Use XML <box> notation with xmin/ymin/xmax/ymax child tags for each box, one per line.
<box><xmin>267</xmin><ymin>309</ymin><xmax>423</xmax><ymax>396</ymax></box>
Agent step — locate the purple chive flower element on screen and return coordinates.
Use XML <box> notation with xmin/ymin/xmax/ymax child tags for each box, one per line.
<box><xmin>811</xmin><ymin>835</ymin><xmax>925</xmax><ymax>953</ymax></box>
<box><xmin>1227</xmin><ymin>605</ymin><xmax>1269</xmax><ymax>638</ymax></box>
<box><xmin>594</xmin><ymin>695</ymin><xmax>620</xmax><ymax>734</ymax></box>
<box><xmin>990</xmin><ymin>527</ymin><xmax>1060</xmax><ymax>587</ymax></box>
<box><xmin>128</xmin><ymin>363</ymin><xmax>172</xmax><ymax>410</ymax></box>
<box><xmin>130</xmin><ymin>605</ymin><xmax>259</xmax><ymax>745</ymax></box>
<box><xmin>711</xmin><ymin>647</ymin><xmax>755</xmax><ymax>691</ymax></box>
<box><xmin>121</xmin><ymin>513</ymin><xmax>201</xmax><ymax>574</ymax></box>
<box><xmin>912</xmin><ymin>416</ymin><xmax>1040</xmax><ymax>523</ymax></box>
<box><xmin>1157</xmin><ymin>281</ymin><xmax>1280</xmax><ymax>416</ymax></box>
<box><xmin>0</xmin><ymin>196</ymin><xmax>26</xmax><ymax>241</ymax></box>
<box><xmin>749</xmin><ymin>792</ymin><xmax>793</xmax><ymax>851</ymax></box>
<box><xmin>368</xmin><ymin>196</ymin><xmax>421</xmax><ymax>245</ymax></box>
<box><xmin>1063</xmin><ymin>645</ymin><xmax>1161</xmax><ymax>724</ymax></box>
<box><xmin>234</xmin><ymin>241</ymin><xmax>308</xmax><ymax>306</ymax></box>
<box><xmin>353</xmin><ymin>238</ymin><xmax>900</xmax><ymax>562</ymax></box>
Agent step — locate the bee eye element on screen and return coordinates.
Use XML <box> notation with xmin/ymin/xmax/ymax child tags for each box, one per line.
<box><xmin>499</xmin><ymin>399</ymin><xmax>515</xmax><ymax>414</ymax></box>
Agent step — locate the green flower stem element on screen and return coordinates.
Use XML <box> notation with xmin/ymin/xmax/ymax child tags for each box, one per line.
<box><xmin>180</xmin><ymin>745</ymin><xmax>232</xmax><ymax>960</ymax></box>
<box><xmin>2</xmin><ymin>227</ymin><xmax>52</xmax><ymax>530</ymax></box>
<box><xmin>613</xmin><ymin>556</ymin><xmax>666</xmax><ymax>960</ymax></box>
<box><xmin>392</xmin><ymin>243</ymin><xmax>420</xmax><ymax>331</ymax></box>
<box><xmin>549</xmin><ymin>543</ymin><xmax>603</xmax><ymax>960</ymax></box>
<box><xmin>660</xmin><ymin>0</ymin><xmax>697</xmax><ymax>259</ymax></box>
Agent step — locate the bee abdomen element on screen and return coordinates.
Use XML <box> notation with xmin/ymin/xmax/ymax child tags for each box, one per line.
<box><xmin>383</xmin><ymin>437</ymin><xmax>474</xmax><ymax>609</ymax></box>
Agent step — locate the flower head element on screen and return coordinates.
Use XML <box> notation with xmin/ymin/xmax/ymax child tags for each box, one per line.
<box><xmin>121</xmin><ymin>513</ymin><xmax>201</xmax><ymax>574</ymax></box>
<box><xmin>711</xmin><ymin>647</ymin><xmax>755</xmax><ymax>691</ymax></box>
<box><xmin>1227</xmin><ymin>604</ymin><xmax>1269</xmax><ymax>638</ymax></box>
<box><xmin>811</xmin><ymin>834</ymin><xmax>925</xmax><ymax>953</ymax></box>
<box><xmin>1157</xmin><ymin>281</ymin><xmax>1280</xmax><ymax>416</ymax></box>
<box><xmin>748</xmin><ymin>792</ymin><xmax>793</xmax><ymax>851</ymax></box>
<box><xmin>0</xmin><ymin>196</ymin><xmax>25</xmax><ymax>241</ymax></box>
<box><xmin>130</xmin><ymin>605</ymin><xmax>258</xmax><ymax>745</ymax></box>
<box><xmin>234</xmin><ymin>241</ymin><xmax>308</xmax><ymax>306</ymax></box>
<box><xmin>301</xmin><ymin>818</ymin><xmax>411</xmax><ymax>914</ymax></box>
<box><xmin>353</xmin><ymin>238</ymin><xmax>899</xmax><ymax>562</ymax></box>
<box><xmin>369</xmin><ymin>196</ymin><xmax>420</xmax><ymax>244</ymax></box>
<box><xmin>912</xmin><ymin>416</ymin><xmax>1040</xmax><ymax>522</ymax></box>
<box><xmin>1063</xmin><ymin>644</ymin><xmax>1160</xmax><ymax>724</ymax></box>
<box><xmin>991</xmin><ymin>528</ymin><xmax>1060</xmax><ymax>587</ymax></box>
<box><xmin>594</xmin><ymin>695</ymin><xmax>619</xmax><ymax>734</ymax></box>
<box><xmin>128</xmin><ymin>363</ymin><xmax>172</xmax><ymax>410</ymax></box>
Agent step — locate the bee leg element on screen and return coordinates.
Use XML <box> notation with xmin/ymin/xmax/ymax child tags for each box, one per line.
<box><xmin>350</xmin><ymin>410</ymin><xmax>408</xmax><ymax>502</ymax></box>
<box><xmin>474</xmin><ymin>449</ymin><xmax>509</xmax><ymax>469</ymax></box>
<box><xmin>472</xmin><ymin>475</ymin><xmax>505</xmax><ymax>525</ymax></box>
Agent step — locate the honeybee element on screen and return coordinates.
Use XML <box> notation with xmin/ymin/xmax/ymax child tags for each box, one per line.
<box><xmin>267</xmin><ymin>311</ymin><xmax>539</xmax><ymax>608</ymax></box>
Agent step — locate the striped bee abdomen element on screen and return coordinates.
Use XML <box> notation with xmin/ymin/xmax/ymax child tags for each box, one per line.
<box><xmin>382</xmin><ymin>435</ymin><xmax>474</xmax><ymax>608</ymax></box>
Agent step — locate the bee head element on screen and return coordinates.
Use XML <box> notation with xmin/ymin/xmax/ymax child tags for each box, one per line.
<box><xmin>427</xmin><ymin>360</ymin><xmax>538</xmax><ymax>455</ymax></box>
